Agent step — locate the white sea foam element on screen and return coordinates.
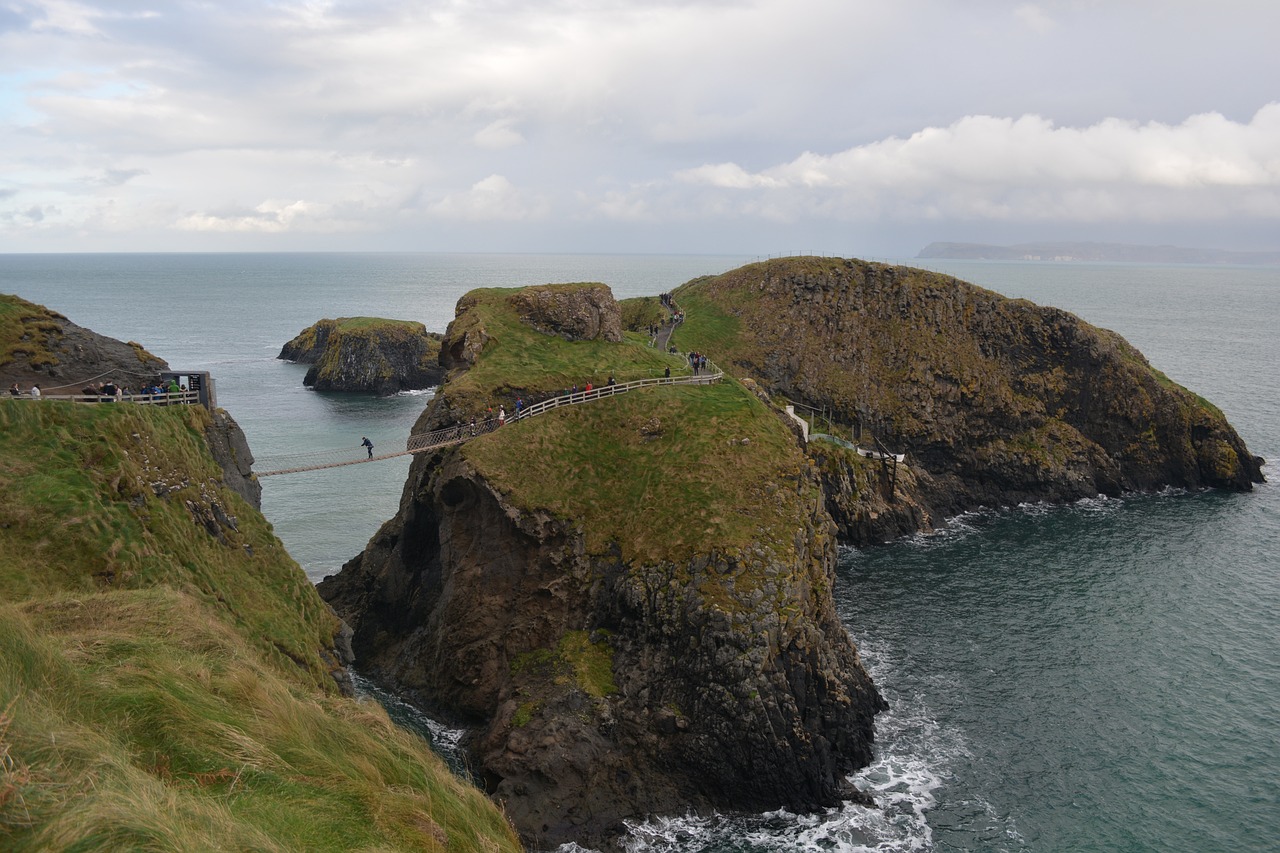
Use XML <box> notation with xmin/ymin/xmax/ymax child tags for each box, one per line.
<box><xmin>903</xmin><ymin>511</ymin><xmax>983</xmax><ymax>548</ymax></box>
<box><xmin>350</xmin><ymin>673</ymin><xmax>469</xmax><ymax>770</ymax></box>
<box><xmin>565</xmin><ymin>627</ymin><xmax>957</xmax><ymax>853</ymax></box>
<box><xmin>1069</xmin><ymin>493</ymin><xmax>1120</xmax><ymax>515</ymax></box>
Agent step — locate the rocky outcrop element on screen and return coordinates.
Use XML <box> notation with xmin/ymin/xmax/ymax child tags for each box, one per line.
<box><xmin>279</xmin><ymin>318</ymin><xmax>443</xmax><ymax>395</ymax></box>
<box><xmin>319</xmin><ymin>283</ymin><xmax>885</xmax><ymax>851</ymax></box>
<box><xmin>0</xmin><ymin>293</ymin><xmax>167</xmax><ymax>392</ymax></box>
<box><xmin>677</xmin><ymin>258</ymin><xmax>1264</xmax><ymax>541</ymax></box>
<box><xmin>319</xmin><ymin>442</ymin><xmax>883</xmax><ymax>851</ymax></box>
<box><xmin>509</xmin><ymin>283</ymin><xmax>623</xmax><ymax>343</ymax></box>
<box><xmin>203</xmin><ymin>408</ymin><xmax>261</xmax><ymax>511</ymax></box>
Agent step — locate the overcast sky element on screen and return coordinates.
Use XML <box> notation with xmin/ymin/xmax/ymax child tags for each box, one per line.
<box><xmin>1</xmin><ymin>0</ymin><xmax>1277</xmax><ymax>256</ymax></box>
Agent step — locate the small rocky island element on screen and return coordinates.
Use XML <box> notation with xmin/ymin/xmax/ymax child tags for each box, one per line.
<box><xmin>279</xmin><ymin>317</ymin><xmax>444</xmax><ymax>395</ymax></box>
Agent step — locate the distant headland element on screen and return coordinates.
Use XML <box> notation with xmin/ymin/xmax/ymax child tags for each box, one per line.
<box><xmin>917</xmin><ymin>241</ymin><xmax>1280</xmax><ymax>265</ymax></box>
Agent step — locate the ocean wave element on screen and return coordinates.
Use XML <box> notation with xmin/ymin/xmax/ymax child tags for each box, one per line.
<box><xmin>349</xmin><ymin>673</ymin><xmax>469</xmax><ymax>775</ymax></box>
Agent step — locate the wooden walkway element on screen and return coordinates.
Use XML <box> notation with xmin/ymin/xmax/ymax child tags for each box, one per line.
<box><xmin>255</xmin><ymin>362</ymin><xmax>724</xmax><ymax>478</ymax></box>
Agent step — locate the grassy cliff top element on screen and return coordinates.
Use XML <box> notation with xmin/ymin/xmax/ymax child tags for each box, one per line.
<box><xmin>439</xmin><ymin>284</ymin><xmax>818</xmax><ymax>566</ymax></box>
<box><xmin>0</xmin><ymin>294</ymin><xmax>66</xmax><ymax>370</ymax></box>
<box><xmin>670</xmin><ymin>257</ymin><xmax>1206</xmax><ymax>435</ymax></box>
<box><xmin>0</xmin><ymin>399</ymin><xmax>519</xmax><ymax>852</ymax></box>
<box><xmin>440</xmin><ymin>285</ymin><xmax>684</xmax><ymax>409</ymax></box>
<box><xmin>328</xmin><ymin>316</ymin><xmax>429</xmax><ymax>333</ymax></box>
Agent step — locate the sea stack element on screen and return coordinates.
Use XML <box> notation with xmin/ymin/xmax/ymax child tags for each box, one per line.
<box><xmin>279</xmin><ymin>317</ymin><xmax>444</xmax><ymax>395</ymax></box>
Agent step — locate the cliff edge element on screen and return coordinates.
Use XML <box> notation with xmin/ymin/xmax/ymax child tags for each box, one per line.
<box><xmin>0</xmin><ymin>298</ymin><xmax>520</xmax><ymax>852</ymax></box>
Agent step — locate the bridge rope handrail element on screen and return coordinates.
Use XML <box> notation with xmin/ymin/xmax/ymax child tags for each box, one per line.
<box><xmin>256</xmin><ymin>361</ymin><xmax>724</xmax><ymax>477</ymax></box>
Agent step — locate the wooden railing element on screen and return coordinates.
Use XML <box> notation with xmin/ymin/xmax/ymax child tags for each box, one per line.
<box><xmin>7</xmin><ymin>391</ymin><xmax>201</xmax><ymax>407</ymax></box>
<box><xmin>510</xmin><ymin>362</ymin><xmax>723</xmax><ymax>422</ymax></box>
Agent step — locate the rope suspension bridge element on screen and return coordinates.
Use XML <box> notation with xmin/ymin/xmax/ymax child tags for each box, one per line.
<box><xmin>254</xmin><ymin>362</ymin><xmax>724</xmax><ymax>478</ymax></box>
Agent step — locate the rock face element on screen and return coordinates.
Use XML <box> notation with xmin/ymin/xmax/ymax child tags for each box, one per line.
<box><xmin>203</xmin><ymin>408</ymin><xmax>262</xmax><ymax>511</ymax></box>
<box><xmin>319</xmin><ymin>447</ymin><xmax>883</xmax><ymax>851</ymax></box>
<box><xmin>0</xmin><ymin>293</ymin><xmax>167</xmax><ymax>392</ymax></box>
<box><xmin>319</xmin><ymin>284</ymin><xmax>884</xmax><ymax>851</ymax></box>
<box><xmin>279</xmin><ymin>318</ymin><xmax>444</xmax><ymax>395</ymax></box>
<box><xmin>678</xmin><ymin>258</ymin><xmax>1264</xmax><ymax>539</ymax></box>
<box><xmin>509</xmin><ymin>283</ymin><xmax>623</xmax><ymax>343</ymax></box>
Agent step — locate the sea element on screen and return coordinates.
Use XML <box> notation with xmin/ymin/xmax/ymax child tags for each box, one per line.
<box><xmin>1</xmin><ymin>253</ymin><xmax>1275</xmax><ymax>853</ymax></box>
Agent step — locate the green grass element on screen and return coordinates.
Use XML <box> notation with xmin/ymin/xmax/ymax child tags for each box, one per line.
<box><xmin>667</xmin><ymin>287</ymin><xmax>744</xmax><ymax>357</ymax></box>
<box><xmin>440</xmin><ymin>286</ymin><xmax>689</xmax><ymax>414</ymax></box>
<box><xmin>463</xmin><ymin>381</ymin><xmax>812</xmax><ymax>565</ymax></box>
<box><xmin>0</xmin><ymin>399</ymin><xmax>520</xmax><ymax>852</ymax></box>
<box><xmin>617</xmin><ymin>296</ymin><xmax>666</xmax><ymax>332</ymax></box>
<box><xmin>434</xmin><ymin>283</ymin><xmax>819</xmax><ymax>570</ymax></box>
<box><xmin>0</xmin><ymin>294</ymin><xmax>66</xmax><ymax>370</ymax></box>
<box><xmin>331</xmin><ymin>317</ymin><xmax>426</xmax><ymax>333</ymax></box>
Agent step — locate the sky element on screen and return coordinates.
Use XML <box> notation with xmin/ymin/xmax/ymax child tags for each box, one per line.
<box><xmin>1</xmin><ymin>0</ymin><xmax>1278</xmax><ymax>256</ymax></box>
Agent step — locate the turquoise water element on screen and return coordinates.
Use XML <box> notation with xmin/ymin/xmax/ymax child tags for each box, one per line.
<box><xmin>2</xmin><ymin>254</ymin><xmax>1276</xmax><ymax>852</ymax></box>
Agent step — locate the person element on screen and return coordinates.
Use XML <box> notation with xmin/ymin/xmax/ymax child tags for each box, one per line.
<box><xmin>167</xmin><ymin>378</ymin><xmax>181</xmax><ymax>395</ymax></box>
<box><xmin>515</xmin><ymin>397</ymin><xmax>524</xmax><ymax>416</ymax></box>
<box><xmin>585</xmin><ymin>381</ymin><xmax>592</xmax><ymax>393</ymax></box>
<box><xmin>664</xmin><ymin>366</ymin><xmax>670</xmax><ymax>379</ymax></box>
<box><xmin>498</xmin><ymin>406</ymin><xmax>506</xmax><ymax>426</ymax></box>
<box><xmin>8</xmin><ymin>383</ymin><xmax>19</xmax><ymax>396</ymax></box>
<box><xmin>606</xmin><ymin>375</ymin><xmax>616</xmax><ymax>386</ymax></box>
<box><xmin>361</xmin><ymin>436</ymin><xmax>374</xmax><ymax>458</ymax></box>
<box><xmin>29</xmin><ymin>384</ymin><xmax>40</xmax><ymax>399</ymax></box>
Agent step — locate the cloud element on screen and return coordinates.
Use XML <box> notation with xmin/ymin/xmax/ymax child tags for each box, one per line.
<box><xmin>175</xmin><ymin>199</ymin><xmax>360</xmax><ymax>233</ymax></box>
<box><xmin>1</xmin><ymin>203</ymin><xmax>58</xmax><ymax>224</ymax></box>
<box><xmin>474</xmin><ymin>118</ymin><xmax>524</xmax><ymax>150</ymax></box>
<box><xmin>1014</xmin><ymin>3</ymin><xmax>1057</xmax><ymax>35</ymax></box>
<box><xmin>3</xmin><ymin>1</ymin><xmax>1280</xmax><ymax>252</ymax></box>
<box><xmin>429</xmin><ymin>175</ymin><xmax>550</xmax><ymax>222</ymax></box>
<box><xmin>672</xmin><ymin>104</ymin><xmax>1280</xmax><ymax>222</ymax></box>
<box><xmin>91</xmin><ymin>167</ymin><xmax>148</xmax><ymax>186</ymax></box>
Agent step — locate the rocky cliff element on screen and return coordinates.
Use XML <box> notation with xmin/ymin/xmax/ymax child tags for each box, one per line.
<box><xmin>672</xmin><ymin>258</ymin><xmax>1265</xmax><ymax>541</ymax></box>
<box><xmin>319</xmin><ymin>284</ymin><xmax>885</xmax><ymax>850</ymax></box>
<box><xmin>1</xmin><ymin>292</ymin><xmax>167</xmax><ymax>392</ymax></box>
<box><xmin>279</xmin><ymin>317</ymin><xmax>444</xmax><ymax>395</ymax></box>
